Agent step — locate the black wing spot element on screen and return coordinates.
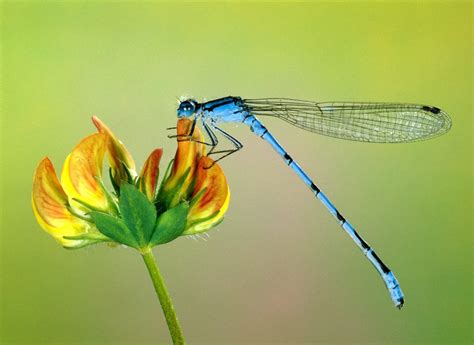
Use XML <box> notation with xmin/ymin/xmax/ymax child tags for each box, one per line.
<box><xmin>422</xmin><ymin>105</ymin><xmax>441</xmax><ymax>114</ymax></box>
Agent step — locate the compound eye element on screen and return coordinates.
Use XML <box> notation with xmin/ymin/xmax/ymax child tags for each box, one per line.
<box><xmin>177</xmin><ymin>100</ymin><xmax>197</xmax><ymax>117</ymax></box>
<box><xmin>181</xmin><ymin>101</ymin><xmax>194</xmax><ymax>111</ymax></box>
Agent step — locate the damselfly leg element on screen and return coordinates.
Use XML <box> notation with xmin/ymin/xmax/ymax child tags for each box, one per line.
<box><xmin>204</xmin><ymin>124</ymin><xmax>243</xmax><ymax>169</ymax></box>
<box><xmin>168</xmin><ymin>119</ymin><xmax>243</xmax><ymax>168</ymax></box>
<box><xmin>167</xmin><ymin>118</ymin><xmax>216</xmax><ymax>147</ymax></box>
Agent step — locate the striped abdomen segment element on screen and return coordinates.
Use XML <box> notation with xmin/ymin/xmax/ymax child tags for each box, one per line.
<box><xmin>243</xmin><ymin>114</ymin><xmax>404</xmax><ymax>308</ymax></box>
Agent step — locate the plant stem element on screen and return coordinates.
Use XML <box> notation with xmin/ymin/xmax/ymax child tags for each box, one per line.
<box><xmin>141</xmin><ymin>249</ymin><xmax>185</xmax><ymax>344</ymax></box>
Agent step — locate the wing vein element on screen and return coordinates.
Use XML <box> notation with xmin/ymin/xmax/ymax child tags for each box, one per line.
<box><xmin>243</xmin><ymin>98</ymin><xmax>452</xmax><ymax>143</ymax></box>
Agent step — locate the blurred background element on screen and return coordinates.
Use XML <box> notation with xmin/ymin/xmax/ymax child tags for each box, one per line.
<box><xmin>1</xmin><ymin>2</ymin><xmax>471</xmax><ymax>344</ymax></box>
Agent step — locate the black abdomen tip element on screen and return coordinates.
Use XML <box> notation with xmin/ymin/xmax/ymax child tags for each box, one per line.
<box><xmin>396</xmin><ymin>297</ymin><xmax>405</xmax><ymax>310</ymax></box>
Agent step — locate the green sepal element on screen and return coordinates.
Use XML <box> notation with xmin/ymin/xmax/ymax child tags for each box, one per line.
<box><xmin>90</xmin><ymin>211</ymin><xmax>140</xmax><ymax>249</ymax></box>
<box><xmin>119</xmin><ymin>183</ymin><xmax>157</xmax><ymax>247</ymax></box>
<box><xmin>155</xmin><ymin>167</ymin><xmax>191</xmax><ymax>213</ymax></box>
<box><xmin>109</xmin><ymin>161</ymin><xmax>135</xmax><ymax>195</ymax></box>
<box><xmin>63</xmin><ymin>231</ymin><xmax>110</xmax><ymax>242</ymax></box>
<box><xmin>184</xmin><ymin>171</ymin><xmax>198</xmax><ymax>201</ymax></box>
<box><xmin>62</xmin><ymin>231</ymin><xmax>112</xmax><ymax>249</ymax></box>
<box><xmin>71</xmin><ymin>197</ymin><xmax>103</xmax><ymax>213</ymax></box>
<box><xmin>150</xmin><ymin>202</ymin><xmax>189</xmax><ymax>246</ymax></box>
<box><xmin>182</xmin><ymin>210</ymin><xmax>220</xmax><ymax>235</ymax></box>
<box><xmin>120</xmin><ymin>160</ymin><xmax>135</xmax><ymax>184</ymax></box>
<box><xmin>109</xmin><ymin>167</ymin><xmax>121</xmax><ymax>195</ymax></box>
<box><xmin>94</xmin><ymin>176</ymin><xmax>120</xmax><ymax>216</ymax></box>
<box><xmin>154</xmin><ymin>159</ymin><xmax>174</xmax><ymax>215</ymax></box>
<box><xmin>138</xmin><ymin>163</ymin><xmax>160</xmax><ymax>202</ymax></box>
<box><xmin>65</xmin><ymin>204</ymin><xmax>91</xmax><ymax>222</ymax></box>
<box><xmin>156</xmin><ymin>158</ymin><xmax>174</xmax><ymax>199</ymax></box>
<box><xmin>189</xmin><ymin>187</ymin><xmax>207</xmax><ymax>208</ymax></box>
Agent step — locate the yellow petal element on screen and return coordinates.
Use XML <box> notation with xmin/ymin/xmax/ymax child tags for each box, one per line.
<box><xmin>92</xmin><ymin>116</ymin><xmax>137</xmax><ymax>183</ymax></box>
<box><xmin>139</xmin><ymin>148</ymin><xmax>163</xmax><ymax>201</ymax></box>
<box><xmin>184</xmin><ymin>156</ymin><xmax>230</xmax><ymax>234</ymax></box>
<box><xmin>32</xmin><ymin>158</ymin><xmax>89</xmax><ymax>247</ymax></box>
<box><xmin>61</xmin><ymin>133</ymin><xmax>109</xmax><ymax>211</ymax></box>
<box><xmin>162</xmin><ymin>118</ymin><xmax>205</xmax><ymax>204</ymax></box>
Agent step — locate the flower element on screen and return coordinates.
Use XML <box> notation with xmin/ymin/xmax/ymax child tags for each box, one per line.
<box><xmin>32</xmin><ymin>117</ymin><xmax>230</xmax><ymax>250</ymax></box>
<box><xmin>159</xmin><ymin>119</ymin><xmax>230</xmax><ymax>234</ymax></box>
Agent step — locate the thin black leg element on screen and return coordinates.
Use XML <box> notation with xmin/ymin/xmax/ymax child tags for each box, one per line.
<box><xmin>168</xmin><ymin>118</ymin><xmax>197</xmax><ymax>139</ymax></box>
<box><xmin>204</xmin><ymin>124</ymin><xmax>243</xmax><ymax>168</ymax></box>
<box><xmin>167</xmin><ymin>118</ymin><xmax>216</xmax><ymax>147</ymax></box>
<box><xmin>202</xmin><ymin>121</ymin><xmax>219</xmax><ymax>154</ymax></box>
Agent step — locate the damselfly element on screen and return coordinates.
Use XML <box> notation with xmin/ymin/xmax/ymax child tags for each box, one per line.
<box><xmin>171</xmin><ymin>96</ymin><xmax>452</xmax><ymax>309</ymax></box>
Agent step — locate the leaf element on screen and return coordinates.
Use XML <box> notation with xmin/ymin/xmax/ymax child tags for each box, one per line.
<box><xmin>90</xmin><ymin>211</ymin><xmax>139</xmax><ymax>249</ymax></box>
<box><xmin>119</xmin><ymin>183</ymin><xmax>157</xmax><ymax>247</ymax></box>
<box><xmin>150</xmin><ymin>202</ymin><xmax>189</xmax><ymax>246</ymax></box>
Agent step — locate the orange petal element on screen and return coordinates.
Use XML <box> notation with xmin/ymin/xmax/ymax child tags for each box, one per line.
<box><xmin>185</xmin><ymin>156</ymin><xmax>230</xmax><ymax>234</ymax></box>
<box><xmin>61</xmin><ymin>133</ymin><xmax>109</xmax><ymax>211</ymax></box>
<box><xmin>162</xmin><ymin>118</ymin><xmax>206</xmax><ymax>204</ymax></box>
<box><xmin>33</xmin><ymin>158</ymin><xmax>70</xmax><ymax>227</ymax></box>
<box><xmin>92</xmin><ymin>116</ymin><xmax>137</xmax><ymax>183</ymax></box>
<box><xmin>32</xmin><ymin>158</ymin><xmax>89</xmax><ymax>246</ymax></box>
<box><xmin>139</xmin><ymin>148</ymin><xmax>163</xmax><ymax>201</ymax></box>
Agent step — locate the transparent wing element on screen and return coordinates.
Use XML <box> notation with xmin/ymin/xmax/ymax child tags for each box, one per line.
<box><xmin>243</xmin><ymin>98</ymin><xmax>452</xmax><ymax>143</ymax></box>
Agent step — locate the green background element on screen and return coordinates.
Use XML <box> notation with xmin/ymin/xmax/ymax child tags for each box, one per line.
<box><xmin>1</xmin><ymin>1</ymin><xmax>471</xmax><ymax>344</ymax></box>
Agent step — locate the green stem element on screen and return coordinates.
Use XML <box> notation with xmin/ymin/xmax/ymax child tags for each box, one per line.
<box><xmin>141</xmin><ymin>249</ymin><xmax>186</xmax><ymax>344</ymax></box>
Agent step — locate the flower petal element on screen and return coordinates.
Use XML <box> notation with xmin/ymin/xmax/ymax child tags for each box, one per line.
<box><xmin>33</xmin><ymin>158</ymin><xmax>70</xmax><ymax>227</ymax></box>
<box><xmin>61</xmin><ymin>133</ymin><xmax>109</xmax><ymax>211</ymax></box>
<box><xmin>184</xmin><ymin>156</ymin><xmax>230</xmax><ymax>234</ymax></box>
<box><xmin>92</xmin><ymin>116</ymin><xmax>137</xmax><ymax>184</ymax></box>
<box><xmin>139</xmin><ymin>148</ymin><xmax>163</xmax><ymax>201</ymax></box>
<box><xmin>162</xmin><ymin>118</ymin><xmax>206</xmax><ymax>206</ymax></box>
<box><xmin>32</xmin><ymin>157</ymin><xmax>89</xmax><ymax>247</ymax></box>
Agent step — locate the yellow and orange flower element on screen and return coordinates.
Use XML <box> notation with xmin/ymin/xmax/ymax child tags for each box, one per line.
<box><xmin>32</xmin><ymin>117</ymin><xmax>230</xmax><ymax>249</ymax></box>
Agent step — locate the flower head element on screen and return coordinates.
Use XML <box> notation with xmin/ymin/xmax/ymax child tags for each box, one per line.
<box><xmin>32</xmin><ymin>117</ymin><xmax>230</xmax><ymax>250</ymax></box>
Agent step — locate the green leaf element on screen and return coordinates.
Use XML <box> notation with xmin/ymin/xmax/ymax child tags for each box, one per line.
<box><xmin>90</xmin><ymin>211</ymin><xmax>139</xmax><ymax>249</ymax></box>
<box><xmin>150</xmin><ymin>202</ymin><xmax>189</xmax><ymax>246</ymax></box>
<box><xmin>119</xmin><ymin>183</ymin><xmax>157</xmax><ymax>247</ymax></box>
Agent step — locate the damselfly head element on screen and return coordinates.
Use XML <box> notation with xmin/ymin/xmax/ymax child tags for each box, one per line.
<box><xmin>177</xmin><ymin>99</ymin><xmax>198</xmax><ymax>118</ymax></box>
